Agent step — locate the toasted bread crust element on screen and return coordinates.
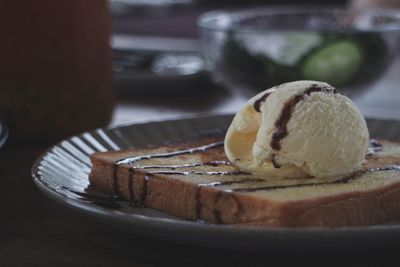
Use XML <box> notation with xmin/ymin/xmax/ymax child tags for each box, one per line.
<box><xmin>89</xmin><ymin>131</ymin><xmax>400</xmax><ymax>227</ymax></box>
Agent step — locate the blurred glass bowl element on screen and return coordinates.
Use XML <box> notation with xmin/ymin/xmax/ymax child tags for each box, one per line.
<box><xmin>198</xmin><ymin>7</ymin><xmax>400</xmax><ymax>97</ymax></box>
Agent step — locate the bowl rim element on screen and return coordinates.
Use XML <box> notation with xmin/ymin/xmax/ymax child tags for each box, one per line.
<box><xmin>198</xmin><ymin>5</ymin><xmax>400</xmax><ymax>33</ymax></box>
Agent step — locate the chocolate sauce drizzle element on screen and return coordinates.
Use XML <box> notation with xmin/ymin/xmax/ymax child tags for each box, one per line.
<box><xmin>198</xmin><ymin>177</ymin><xmax>265</xmax><ymax>187</ymax></box>
<box><xmin>115</xmin><ymin>141</ymin><xmax>224</xmax><ymax>165</ymax></box>
<box><xmin>134</xmin><ymin>161</ymin><xmax>231</xmax><ymax>169</ymax></box>
<box><xmin>226</xmin><ymin>165</ymin><xmax>400</xmax><ymax>193</ymax></box>
<box><xmin>128</xmin><ymin>168</ymin><xmax>135</xmax><ymax>206</ymax></box>
<box><xmin>195</xmin><ymin>186</ymin><xmax>203</xmax><ymax>221</ymax></box>
<box><xmin>271</xmin><ymin>84</ymin><xmax>337</xmax><ymax>150</ymax></box>
<box><xmin>206</xmin><ymin>192</ymin><xmax>242</xmax><ymax>224</ymax></box>
<box><xmin>253</xmin><ymin>87</ymin><xmax>277</xmax><ymax>112</ymax></box>
<box><xmin>213</xmin><ymin>192</ymin><xmax>224</xmax><ymax>224</ymax></box>
<box><xmin>137</xmin><ymin>175</ymin><xmax>150</xmax><ymax>207</ymax></box>
<box><xmin>110</xmin><ymin>139</ymin><xmax>271</xmax><ymax>222</ymax></box>
<box><xmin>147</xmin><ymin>170</ymin><xmax>242</xmax><ymax>175</ymax></box>
<box><xmin>111</xmin><ymin>163</ymin><xmax>120</xmax><ymax>197</ymax></box>
<box><xmin>111</xmin><ymin>141</ymin><xmax>225</xmax><ymax>207</ymax></box>
<box><xmin>271</xmin><ymin>154</ymin><xmax>281</xmax><ymax>169</ymax></box>
<box><xmin>252</xmin><ymin>84</ymin><xmax>338</xmax><ymax>168</ymax></box>
<box><xmin>195</xmin><ymin>178</ymin><xmax>266</xmax><ymax>220</ymax></box>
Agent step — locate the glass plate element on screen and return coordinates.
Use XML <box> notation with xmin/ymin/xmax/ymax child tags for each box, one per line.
<box><xmin>32</xmin><ymin>114</ymin><xmax>400</xmax><ymax>251</ymax></box>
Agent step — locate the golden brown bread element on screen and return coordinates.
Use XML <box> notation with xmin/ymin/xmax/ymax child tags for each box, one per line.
<box><xmin>89</xmin><ymin>131</ymin><xmax>400</xmax><ymax>227</ymax></box>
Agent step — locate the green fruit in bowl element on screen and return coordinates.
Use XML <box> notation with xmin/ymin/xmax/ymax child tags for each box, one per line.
<box><xmin>218</xmin><ymin>31</ymin><xmax>389</xmax><ymax>94</ymax></box>
<box><xmin>301</xmin><ymin>40</ymin><xmax>363</xmax><ymax>87</ymax></box>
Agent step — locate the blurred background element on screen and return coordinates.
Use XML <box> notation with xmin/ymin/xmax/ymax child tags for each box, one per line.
<box><xmin>111</xmin><ymin>0</ymin><xmax>400</xmax><ymax>125</ymax></box>
<box><xmin>1</xmin><ymin>0</ymin><xmax>400</xmax><ymax>143</ymax></box>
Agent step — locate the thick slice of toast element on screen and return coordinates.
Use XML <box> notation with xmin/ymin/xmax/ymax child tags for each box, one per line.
<box><xmin>89</xmin><ymin>131</ymin><xmax>400</xmax><ymax>227</ymax></box>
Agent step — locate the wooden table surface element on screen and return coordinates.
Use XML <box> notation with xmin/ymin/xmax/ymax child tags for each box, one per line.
<box><xmin>2</xmin><ymin>67</ymin><xmax>400</xmax><ymax>266</ymax></box>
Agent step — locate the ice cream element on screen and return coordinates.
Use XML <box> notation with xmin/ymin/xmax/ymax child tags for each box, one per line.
<box><xmin>224</xmin><ymin>80</ymin><xmax>369</xmax><ymax>178</ymax></box>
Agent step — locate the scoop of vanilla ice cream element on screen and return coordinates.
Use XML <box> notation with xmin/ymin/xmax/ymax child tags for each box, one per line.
<box><xmin>224</xmin><ymin>81</ymin><xmax>369</xmax><ymax>178</ymax></box>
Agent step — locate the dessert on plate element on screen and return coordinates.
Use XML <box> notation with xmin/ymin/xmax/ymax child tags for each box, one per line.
<box><xmin>89</xmin><ymin>81</ymin><xmax>400</xmax><ymax>227</ymax></box>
